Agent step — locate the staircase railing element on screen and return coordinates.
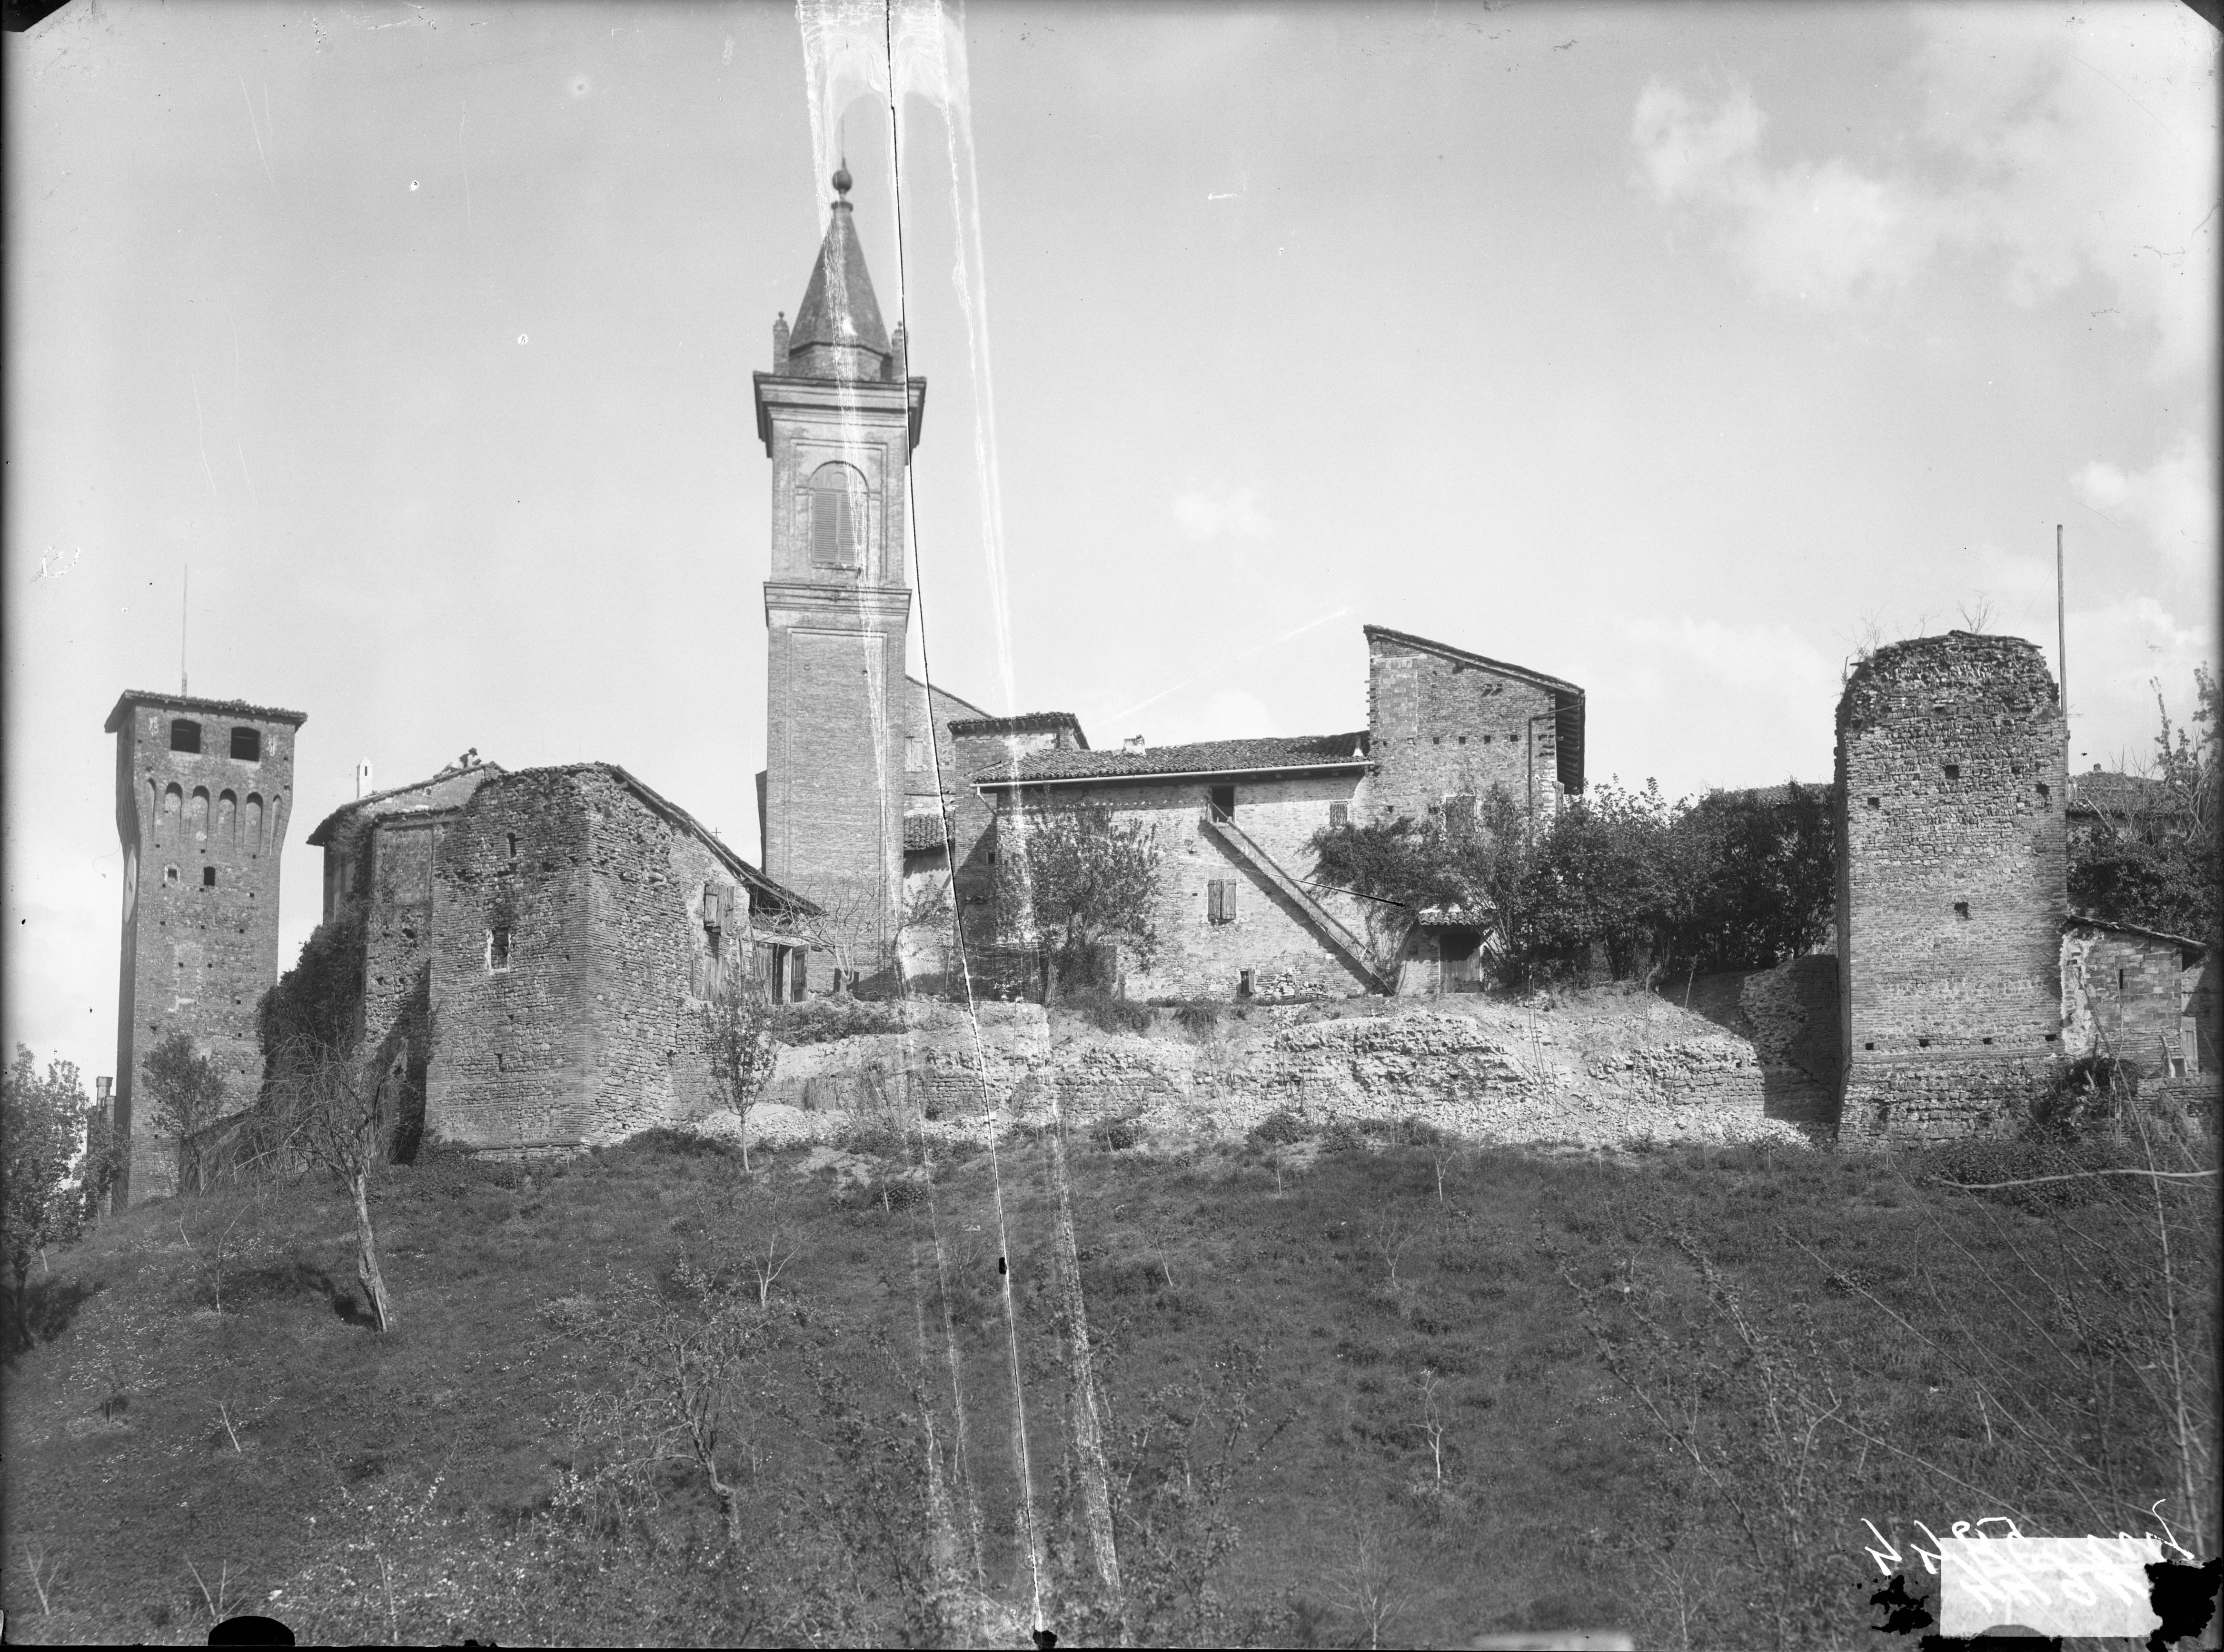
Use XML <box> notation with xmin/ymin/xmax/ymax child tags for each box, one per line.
<box><xmin>1199</xmin><ymin>804</ymin><xmax>1392</xmax><ymax>992</ymax></box>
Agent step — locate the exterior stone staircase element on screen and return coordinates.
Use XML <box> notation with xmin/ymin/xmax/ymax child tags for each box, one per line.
<box><xmin>1199</xmin><ymin>805</ymin><xmax>1394</xmax><ymax>992</ymax></box>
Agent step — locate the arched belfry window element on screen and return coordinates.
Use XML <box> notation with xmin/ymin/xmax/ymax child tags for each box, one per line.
<box><xmin>807</xmin><ymin>462</ymin><xmax>867</xmax><ymax>569</ymax></box>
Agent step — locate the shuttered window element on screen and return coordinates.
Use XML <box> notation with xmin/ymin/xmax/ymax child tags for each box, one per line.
<box><xmin>1208</xmin><ymin>880</ymin><xmax>1237</xmax><ymax>925</ymax></box>
<box><xmin>808</xmin><ymin>463</ymin><xmax>865</xmax><ymax>566</ymax></box>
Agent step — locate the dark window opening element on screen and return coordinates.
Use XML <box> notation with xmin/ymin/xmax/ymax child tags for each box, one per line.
<box><xmin>490</xmin><ymin>927</ymin><xmax>512</xmax><ymax>971</ymax></box>
<box><xmin>165</xmin><ymin>865</ymin><xmax>180</xmax><ymax>886</ymax></box>
<box><xmin>1864</xmin><ymin>1041</ymin><xmax>1875</xmax><ymax>1051</ymax></box>
<box><xmin>1238</xmin><ymin>968</ymin><xmax>1254</xmax><ymax>998</ymax></box>
<box><xmin>2118</xmin><ymin>968</ymin><xmax>2126</xmax><ymax>991</ymax></box>
<box><xmin>2044</xmin><ymin>1032</ymin><xmax>2058</xmax><ymax>1042</ymax></box>
<box><xmin>1866</xmin><ymin>796</ymin><xmax>1881</xmax><ymax>810</ymax></box>
<box><xmin>229</xmin><ymin>727</ymin><xmax>261</xmax><ymax>761</ymax></box>
<box><xmin>2036</xmin><ymin>782</ymin><xmax>2051</xmax><ymax>807</ymax></box>
<box><xmin>1209</xmin><ymin>785</ymin><xmax>1236</xmax><ymax>822</ymax></box>
<box><xmin>1982</xmin><ymin>1037</ymin><xmax>1994</xmax><ymax>1045</ymax></box>
<box><xmin>791</xmin><ymin>948</ymin><xmax>807</xmax><ymax>1001</ymax></box>
<box><xmin>1329</xmin><ymin>801</ymin><xmax>1349</xmax><ymax>829</ymax></box>
<box><xmin>201</xmin><ymin>866</ymin><xmax>217</xmax><ymax>888</ymax></box>
<box><xmin>1457</xmin><ymin>735</ymin><xmax>1467</xmax><ymax>745</ymax></box>
<box><xmin>507</xmin><ymin>833</ymin><xmax>518</xmax><ymax>861</ymax></box>
<box><xmin>1918</xmin><ymin>1038</ymin><xmax>1931</xmax><ymax>1048</ymax></box>
<box><xmin>1943</xmin><ymin>763</ymin><xmax>1960</xmax><ymax>780</ymax></box>
<box><xmin>1953</xmin><ymin>902</ymin><xmax>1970</xmax><ymax>920</ymax></box>
<box><xmin>169</xmin><ymin>719</ymin><xmax>202</xmax><ymax>754</ymax></box>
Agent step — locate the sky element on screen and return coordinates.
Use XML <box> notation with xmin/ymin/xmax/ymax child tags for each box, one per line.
<box><xmin>6</xmin><ymin>0</ymin><xmax>2217</xmax><ymax>1090</ymax></box>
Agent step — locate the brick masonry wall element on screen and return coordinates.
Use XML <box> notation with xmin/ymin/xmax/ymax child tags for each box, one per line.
<box><xmin>425</xmin><ymin>767</ymin><xmax>760</xmax><ymax>1153</ymax></box>
<box><xmin>761</xmin><ymin>377</ymin><xmax>915</xmax><ymax>988</ymax></box>
<box><xmin>1834</xmin><ymin>632</ymin><xmax>2067</xmax><ymax>1142</ymax></box>
<box><xmin>112</xmin><ymin>698</ymin><xmax>298</xmax><ymax>1203</ymax></box>
<box><xmin>992</xmin><ymin>774</ymin><xmax>1379</xmax><ymax>1000</ymax></box>
<box><xmin>1367</xmin><ymin>636</ymin><xmax>1565</xmax><ymax>825</ymax></box>
<box><xmin>2062</xmin><ymin>925</ymin><xmax>2198</xmax><ymax>1076</ymax></box>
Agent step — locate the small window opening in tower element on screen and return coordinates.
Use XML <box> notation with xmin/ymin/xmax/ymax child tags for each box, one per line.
<box><xmin>2036</xmin><ymin>782</ymin><xmax>2051</xmax><ymax>807</ymax></box>
<box><xmin>170</xmin><ymin>719</ymin><xmax>202</xmax><ymax>754</ymax></box>
<box><xmin>1943</xmin><ymin>763</ymin><xmax>1960</xmax><ymax>780</ymax></box>
<box><xmin>1866</xmin><ymin>796</ymin><xmax>1881</xmax><ymax>810</ymax></box>
<box><xmin>165</xmin><ymin>865</ymin><xmax>180</xmax><ymax>885</ymax></box>
<box><xmin>2118</xmin><ymin>968</ymin><xmax>2126</xmax><ymax>991</ymax></box>
<box><xmin>202</xmin><ymin>867</ymin><xmax>217</xmax><ymax>888</ymax></box>
<box><xmin>490</xmin><ymin>927</ymin><xmax>512</xmax><ymax>972</ymax></box>
<box><xmin>230</xmin><ymin>727</ymin><xmax>261</xmax><ymax>762</ymax></box>
<box><xmin>1954</xmin><ymin>902</ymin><xmax>1970</xmax><ymax>919</ymax></box>
<box><xmin>507</xmin><ymin>833</ymin><xmax>518</xmax><ymax>862</ymax></box>
<box><xmin>808</xmin><ymin>462</ymin><xmax>866</xmax><ymax>567</ymax></box>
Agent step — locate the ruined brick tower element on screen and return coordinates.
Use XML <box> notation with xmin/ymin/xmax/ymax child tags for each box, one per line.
<box><xmin>1835</xmin><ymin>633</ymin><xmax>2067</xmax><ymax>1141</ymax></box>
<box><xmin>106</xmin><ymin>691</ymin><xmax>307</xmax><ymax>1202</ymax></box>
<box><xmin>753</xmin><ymin>167</ymin><xmax>924</xmax><ymax>983</ymax></box>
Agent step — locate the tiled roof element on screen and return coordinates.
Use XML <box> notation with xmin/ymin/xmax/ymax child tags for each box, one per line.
<box><xmin>949</xmin><ymin>711</ymin><xmax>1089</xmax><ymax>746</ymax></box>
<box><xmin>976</xmin><ymin>732</ymin><xmax>1371</xmax><ymax>787</ymax></box>
<box><xmin>307</xmin><ymin>761</ymin><xmax>504</xmax><ymax>846</ymax></box>
<box><xmin>105</xmin><ymin>690</ymin><xmax>308</xmax><ymax>732</ymax></box>
<box><xmin>788</xmin><ymin>186</ymin><xmax>889</xmax><ymax>364</ymax></box>
<box><xmin>903</xmin><ymin>813</ymin><xmax>953</xmax><ymax>851</ymax></box>
<box><xmin>2067</xmin><ymin>770</ymin><xmax>2184</xmax><ymax>818</ymax></box>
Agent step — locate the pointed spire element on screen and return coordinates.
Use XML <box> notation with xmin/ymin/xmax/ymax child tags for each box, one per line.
<box><xmin>784</xmin><ymin>167</ymin><xmax>891</xmax><ymax>380</ymax></box>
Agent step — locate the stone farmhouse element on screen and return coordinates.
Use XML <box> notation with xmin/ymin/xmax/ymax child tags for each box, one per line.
<box><xmin>305</xmin><ymin>759</ymin><xmax>819</xmax><ymax>1158</ymax></box>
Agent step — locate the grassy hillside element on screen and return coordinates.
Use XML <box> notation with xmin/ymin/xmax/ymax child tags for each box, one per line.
<box><xmin>2</xmin><ymin>1097</ymin><xmax>2214</xmax><ymax>1648</ymax></box>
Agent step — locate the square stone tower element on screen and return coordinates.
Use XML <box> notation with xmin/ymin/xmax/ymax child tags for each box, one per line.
<box><xmin>1834</xmin><ymin>632</ymin><xmax>2067</xmax><ymax>1141</ymax></box>
<box><xmin>752</xmin><ymin>167</ymin><xmax>925</xmax><ymax>988</ymax></box>
<box><xmin>106</xmin><ymin>690</ymin><xmax>307</xmax><ymax>1203</ymax></box>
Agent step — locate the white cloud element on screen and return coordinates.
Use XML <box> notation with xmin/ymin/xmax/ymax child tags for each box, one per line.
<box><xmin>1632</xmin><ymin>6</ymin><xmax>2218</xmax><ymax>375</ymax></box>
<box><xmin>2074</xmin><ymin>432</ymin><xmax>2217</xmax><ymax>576</ymax></box>
<box><xmin>1172</xmin><ymin>483</ymin><xmax>1273</xmax><ymax>544</ymax></box>
<box><xmin>1610</xmin><ymin>614</ymin><xmax>1842</xmax><ymax>695</ymax></box>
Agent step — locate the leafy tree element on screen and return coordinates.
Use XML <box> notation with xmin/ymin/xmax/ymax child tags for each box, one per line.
<box><xmin>992</xmin><ymin>800</ymin><xmax>1164</xmax><ymax>992</ymax></box>
<box><xmin>2070</xmin><ymin>669</ymin><xmax>2219</xmax><ymax>943</ymax></box>
<box><xmin>700</xmin><ymin>979</ymin><xmax>778</xmax><ymax>1171</ymax></box>
<box><xmin>140</xmin><ymin>1032</ymin><xmax>228</xmax><ymax>1197</ymax></box>
<box><xmin>78</xmin><ymin>1095</ymin><xmax>124</xmax><ymax>1223</ymax></box>
<box><xmin>3</xmin><ymin>1047</ymin><xmax>86</xmax><ymax>1346</ymax></box>
<box><xmin>1668</xmin><ymin>781</ymin><xmax>1836</xmax><ymax>974</ymax></box>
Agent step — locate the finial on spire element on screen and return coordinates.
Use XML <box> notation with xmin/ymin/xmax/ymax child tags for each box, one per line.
<box><xmin>832</xmin><ymin>162</ymin><xmax>851</xmax><ymax>199</ymax></box>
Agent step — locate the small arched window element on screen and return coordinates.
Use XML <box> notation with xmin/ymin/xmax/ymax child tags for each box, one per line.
<box><xmin>218</xmin><ymin>791</ymin><xmax>238</xmax><ymax>842</ymax></box>
<box><xmin>244</xmin><ymin>794</ymin><xmax>265</xmax><ymax>853</ymax></box>
<box><xmin>190</xmin><ymin>788</ymin><xmax>211</xmax><ymax>838</ymax></box>
<box><xmin>807</xmin><ymin>462</ymin><xmax>867</xmax><ymax>568</ymax></box>
<box><xmin>163</xmin><ymin>783</ymin><xmax>184</xmax><ymax>823</ymax></box>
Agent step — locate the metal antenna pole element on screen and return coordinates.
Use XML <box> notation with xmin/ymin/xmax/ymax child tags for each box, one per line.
<box><xmin>180</xmin><ymin>564</ymin><xmax>189</xmax><ymax>695</ymax></box>
<box><xmin>2055</xmin><ymin>524</ymin><xmax>2066</xmax><ymax>723</ymax></box>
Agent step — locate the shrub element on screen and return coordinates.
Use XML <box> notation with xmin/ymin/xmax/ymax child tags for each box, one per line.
<box><xmin>1249</xmin><ymin>1109</ymin><xmax>1309</xmax><ymax>1147</ymax></box>
<box><xmin>1173</xmin><ymin>1001</ymin><xmax>1223</xmax><ymax>1039</ymax></box>
<box><xmin>1060</xmin><ymin>987</ymin><xmax>1152</xmax><ymax>1037</ymax></box>
<box><xmin>2025</xmin><ymin>1054</ymin><xmax>2138</xmax><ymax>1143</ymax></box>
<box><xmin>1092</xmin><ymin>1115</ymin><xmax>1145</xmax><ymax>1152</ymax></box>
<box><xmin>768</xmin><ymin>999</ymin><xmax>906</xmax><ymax>1047</ymax></box>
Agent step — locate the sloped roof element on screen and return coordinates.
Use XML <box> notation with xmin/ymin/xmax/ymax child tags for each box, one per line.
<box><xmin>307</xmin><ymin>760</ymin><xmax>504</xmax><ymax>846</ymax></box>
<box><xmin>472</xmin><ymin>763</ymin><xmax>819</xmax><ymax>918</ymax></box>
<box><xmin>903</xmin><ymin>812</ymin><xmax>953</xmax><ymax>852</ymax></box>
<box><xmin>950</xmin><ymin>711</ymin><xmax>1090</xmax><ymax>746</ymax></box>
<box><xmin>787</xmin><ymin>175</ymin><xmax>889</xmax><ymax>369</ymax></box>
<box><xmin>2067</xmin><ymin>770</ymin><xmax>2185</xmax><ymax>818</ymax></box>
<box><xmin>976</xmin><ymin>731</ymin><xmax>1372</xmax><ymax>788</ymax></box>
<box><xmin>1364</xmin><ymin>624</ymin><xmax>1586</xmax><ymax>794</ymax></box>
<box><xmin>910</xmin><ymin>674</ymin><xmax>993</xmax><ymax>723</ymax></box>
<box><xmin>105</xmin><ymin>689</ymin><xmax>307</xmax><ymax>732</ymax></box>
<box><xmin>2065</xmin><ymin>912</ymin><xmax>2209</xmax><ymax>954</ymax></box>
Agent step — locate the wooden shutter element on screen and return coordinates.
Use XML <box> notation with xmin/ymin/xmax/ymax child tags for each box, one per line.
<box><xmin>1207</xmin><ymin>880</ymin><xmax>1222</xmax><ymax>924</ymax></box>
<box><xmin>1223</xmin><ymin>879</ymin><xmax>1237</xmax><ymax>922</ymax></box>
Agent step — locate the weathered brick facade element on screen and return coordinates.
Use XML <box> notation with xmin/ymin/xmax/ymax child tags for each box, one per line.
<box><xmin>1834</xmin><ymin>633</ymin><xmax>2068</xmax><ymax>1141</ymax></box>
<box><xmin>106</xmin><ymin>690</ymin><xmax>306</xmax><ymax>1203</ymax></box>
<box><xmin>755</xmin><ymin>170</ymin><xmax>925</xmax><ymax>988</ymax></box>
<box><xmin>2061</xmin><ymin>918</ymin><xmax>2212</xmax><ymax>1078</ymax></box>
<box><xmin>1364</xmin><ymin>626</ymin><xmax>1584</xmax><ymax>829</ymax></box>
<box><xmin>423</xmin><ymin>764</ymin><xmax>816</xmax><ymax>1155</ymax></box>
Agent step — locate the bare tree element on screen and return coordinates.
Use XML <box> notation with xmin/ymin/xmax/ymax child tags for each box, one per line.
<box><xmin>268</xmin><ymin>1037</ymin><xmax>397</xmax><ymax>1331</ymax></box>
<box><xmin>1956</xmin><ymin>593</ymin><xmax>1996</xmax><ymax>633</ymax></box>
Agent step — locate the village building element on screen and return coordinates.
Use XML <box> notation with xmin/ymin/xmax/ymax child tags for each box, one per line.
<box><xmin>963</xmin><ymin>627</ymin><xmax>1588</xmax><ymax>1000</ymax></box>
<box><xmin>308</xmin><ymin>760</ymin><xmax>816</xmax><ymax>1158</ymax></box>
<box><xmin>105</xmin><ymin>689</ymin><xmax>307</xmax><ymax>1204</ymax></box>
<box><xmin>2062</xmin><ymin>916</ymin><xmax>2214</xmax><ymax>1078</ymax></box>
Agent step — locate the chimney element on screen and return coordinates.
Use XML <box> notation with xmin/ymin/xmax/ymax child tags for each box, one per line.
<box><xmin>1124</xmin><ymin>735</ymin><xmax>1147</xmax><ymax>754</ymax></box>
<box><xmin>887</xmin><ymin>321</ymin><xmax>906</xmax><ymax>383</ymax></box>
<box><xmin>773</xmin><ymin>311</ymin><xmax>791</xmax><ymax>375</ymax></box>
<box><xmin>355</xmin><ymin>760</ymin><xmax>374</xmax><ymax>800</ymax></box>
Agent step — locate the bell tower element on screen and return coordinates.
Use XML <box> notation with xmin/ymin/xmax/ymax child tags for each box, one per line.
<box><xmin>753</xmin><ymin>167</ymin><xmax>925</xmax><ymax>986</ymax></box>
